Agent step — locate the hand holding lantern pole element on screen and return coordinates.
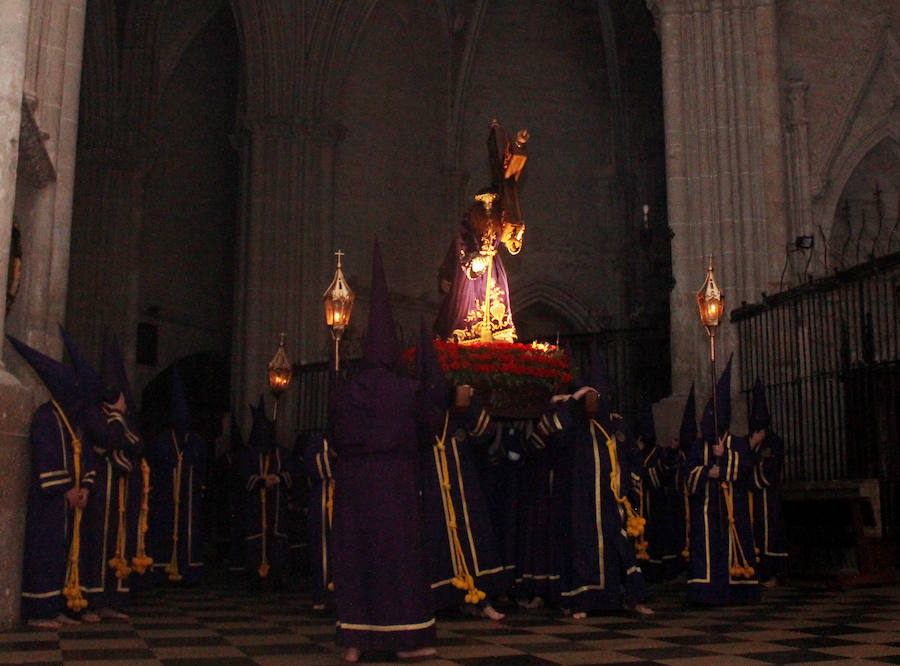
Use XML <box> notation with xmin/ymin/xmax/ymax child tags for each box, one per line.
<box><xmin>268</xmin><ymin>332</ymin><xmax>292</xmax><ymax>421</ymax></box>
<box><xmin>323</xmin><ymin>250</ymin><xmax>355</xmax><ymax>371</ymax></box>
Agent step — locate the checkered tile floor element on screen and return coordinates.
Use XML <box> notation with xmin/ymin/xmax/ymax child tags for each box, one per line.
<box><xmin>3</xmin><ymin>577</ymin><xmax>900</xmax><ymax>664</ymax></box>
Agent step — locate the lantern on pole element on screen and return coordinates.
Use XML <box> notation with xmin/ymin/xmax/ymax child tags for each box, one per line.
<box><xmin>696</xmin><ymin>255</ymin><xmax>725</xmax><ymax>438</ymax></box>
<box><xmin>267</xmin><ymin>332</ymin><xmax>292</xmax><ymax>421</ymax></box>
<box><xmin>323</xmin><ymin>249</ymin><xmax>355</xmax><ymax>371</ymax></box>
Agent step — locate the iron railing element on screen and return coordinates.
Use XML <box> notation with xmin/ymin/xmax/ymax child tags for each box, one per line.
<box><xmin>733</xmin><ymin>251</ymin><xmax>900</xmax><ymax>534</ymax></box>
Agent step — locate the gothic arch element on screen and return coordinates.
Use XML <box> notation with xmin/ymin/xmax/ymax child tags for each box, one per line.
<box><xmin>820</xmin><ymin>120</ymin><xmax>900</xmax><ymax>249</ymax></box>
<box><xmin>513</xmin><ymin>282</ymin><xmax>597</xmax><ymax>335</ymax></box>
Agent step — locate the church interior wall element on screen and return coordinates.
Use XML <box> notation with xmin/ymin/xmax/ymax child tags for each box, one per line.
<box><xmin>777</xmin><ymin>0</ymin><xmax>900</xmax><ymax>282</ymax></box>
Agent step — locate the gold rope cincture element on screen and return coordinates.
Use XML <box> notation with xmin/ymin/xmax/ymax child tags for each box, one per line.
<box><xmin>53</xmin><ymin>399</ymin><xmax>88</xmax><ymax>611</ymax></box>
<box><xmin>436</xmin><ymin>411</ymin><xmax>485</xmax><ymax>604</ymax></box>
<box><xmin>591</xmin><ymin>420</ymin><xmax>648</xmax><ymax>560</ymax></box>
<box><xmin>719</xmin><ymin>436</ymin><xmax>755</xmax><ymax>579</ymax></box>
<box><xmin>132</xmin><ymin>458</ymin><xmax>153</xmax><ymax>573</ymax></box>
<box><xmin>108</xmin><ymin>476</ymin><xmax>132</xmax><ymax>579</ymax></box>
<box><xmin>682</xmin><ymin>486</ymin><xmax>691</xmax><ymax>561</ymax></box>
<box><xmin>748</xmin><ymin>490</ymin><xmax>760</xmax><ymax>558</ymax></box>
<box><xmin>165</xmin><ymin>432</ymin><xmax>184</xmax><ymax>581</ymax></box>
<box><xmin>258</xmin><ymin>454</ymin><xmax>271</xmax><ymax>579</ymax></box>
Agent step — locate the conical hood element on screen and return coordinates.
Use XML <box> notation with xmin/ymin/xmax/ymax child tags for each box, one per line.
<box><xmin>700</xmin><ymin>353</ymin><xmax>733</xmax><ymax>441</ymax></box>
<box><xmin>749</xmin><ymin>377</ymin><xmax>770</xmax><ymax>433</ymax></box>
<box><xmin>7</xmin><ymin>334</ymin><xmax>83</xmax><ymax>418</ymax></box>
<box><xmin>416</xmin><ymin>316</ymin><xmax>451</xmax><ymax>434</ymax></box>
<box><xmin>588</xmin><ymin>342</ymin><xmax>613</xmax><ymax>397</ymax></box>
<box><xmin>229</xmin><ymin>413</ymin><xmax>244</xmax><ymax>451</ymax></box>
<box><xmin>636</xmin><ymin>400</ymin><xmax>657</xmax><ymax>448</ymax></box>
<box><xmin>587</xmin><ymin>342</ymin><xmax>612</xmax><ymax>422</ymax></box>
<box><xmin>248</xmin><ymin>395</ymin><xmax>274</xmax><ymax>451</ymax></box>
<box><xmin>100</xmin><ymin>334</ymin><xmax>122</xmax><ymax>404</ymax></box>
<box><xmin>363</xmin><ymin>237</ymin><xmax>400</xmax><ymax>369</ymax></box>
<box><xmin>678</xmin><ymin>382</ymin><xmax>697</xmax><ymax>449</ymax></box>
<box><xmin>171</xmin><ymin>367</ymin><xmax>191</xmax><ymax>437</ymax></box>
<box><xmin>59</xmin><ymin>324</ymin><xmax>100</xmax><ymax>403</ymax></box>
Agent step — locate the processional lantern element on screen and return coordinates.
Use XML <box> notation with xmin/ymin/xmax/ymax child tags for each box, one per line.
<box><xmin>323</xmin><ymin>249</ymin><xmax>355</xmax><ymax>371</ymax></box>
<box><xmin>696</xmin><ymin>255</ymin><xmax>725</xmax><ymax>439</ymax></box>
<box><xmin>697</xmin><ymin>255</ymin><xmax>725</xmax><ymax>360</ymax></box>
<box><xmin>267</xmin><ymin>332</ymin><xmax>292</xmax><ymax>421</ymax></box>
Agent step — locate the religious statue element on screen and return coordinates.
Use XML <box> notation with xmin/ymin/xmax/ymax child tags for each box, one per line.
<box><xmin>434</xmin><ymin>120</ymin><xmax>529</xmax><ymax>343</ymax></box>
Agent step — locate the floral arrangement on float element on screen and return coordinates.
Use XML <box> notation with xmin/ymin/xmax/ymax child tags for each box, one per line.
<box><xmin>403</xmin><ymin>340</ymin><xmax>573</xmax><ymax>418</ymax></box>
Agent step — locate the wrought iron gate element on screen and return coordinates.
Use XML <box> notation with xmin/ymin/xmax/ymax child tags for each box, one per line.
<box><xmin>732</xmin><ymin>251</ymin><xmax>900</xmax><ymax>536</ymax></box>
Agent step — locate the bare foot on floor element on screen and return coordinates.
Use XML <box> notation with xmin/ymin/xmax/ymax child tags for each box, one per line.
<box><xmin>27</xmin><ymin>618</ymin><xmax>62</xmax><ymax>630</ymax></box>
<box><xmin>397</xmin><ymin>647</ymin><xmax>437</xmax><ymax>659</ymax></box>
<box><xmin>482</xmin><ymin>605</ymin><xmax>505</xmax><ymax>621</ymax></box>
<box><xmin>56</xmin><ymin>614</ymin><xmax>81</xmax><ymax>625</ymax></box>
<box><xmin>572</xmin><ymin>611</ymin><xmax>587</xmax><ymax>620</ymax></box>
<box><xmin>761</xmin><ymin>577</ymin><xmax>778</xmax><ymax>588</ymax></box>
<box><xmin>626</xmin><ymin>602</ymin><xmax>655</xmax><ymax>616</ymax></box>
<box><xmin>343</xmin><ymin>647</ymin><xmax>360</xmax><ymax>663</ymax></box>
<box><xmin>98</xmin><ymin>608</ymin><xmax>130</xmax><ymax>620</ymax></box>
<box><xmin>80</xmin><ymin>612</ymin><xmax>101</xmax><ymax>623</ymax></box>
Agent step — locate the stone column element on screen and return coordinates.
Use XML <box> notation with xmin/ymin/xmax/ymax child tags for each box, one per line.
<box><xmin>0</xmin><ymin>0</ymin><xmax>30</xmax><ymax>630</ymax></box>
<box><xmin>0</xmin><ymin>0</ymin><xmax>29</xmax><ymax>364</ymax></box>
<box><xmin>233</xmin><ymin>116</ymin><xmax>343</xmax><ymax>443</ymax></box>
<box><xmin>649</xmin><ymin>0</ymin><xmax>790</xmax><ymax>434</ymax></box>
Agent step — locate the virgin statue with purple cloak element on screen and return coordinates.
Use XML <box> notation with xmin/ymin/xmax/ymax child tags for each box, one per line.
<box><xmin>434</xmin><ymin>120</ymin><xmax>528</xmax><ymax>344</ymax></box>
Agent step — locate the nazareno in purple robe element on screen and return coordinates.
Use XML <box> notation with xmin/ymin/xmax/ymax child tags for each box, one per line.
<box><xmin>303</xmin><ymin>432</ymin><xmax>335</xmax><ymax>608</ymax></box>
<box><xmin>21</xmin><ymin>402</ymin><xmax>97</xmax><ymax>619</ymax></box>
<box><xmin>544</xmin><ymin>399</ymin><xmax>648</xmax><ymax>613</ymax></box>
<box><xmin>332</xmin><ymin>367</ymin><xmax>436</xmax><ymax>651</ymax></box>
<box><xmin>148</xmin><ymin>428</ymin><xmax>207</xmax><ymax>583</ymax></box>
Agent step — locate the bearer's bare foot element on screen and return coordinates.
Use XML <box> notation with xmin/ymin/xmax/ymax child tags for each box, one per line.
<box><xmin>482</xmin><ymin>605</ymin><xmax>505</xmax><ymax>621</ymax></box>
<box><xmin>572</xmin><ymin>611</ymin><xmax>587</xmax><ymax>620</ymax></box>
<box><xmin>80</xmin><ymin>612</ymin><xmax>101</xmax><ymax>623</ymax></box>
<box><xmin>524</xmin><ymin>596</ymin><xmax>545</xmax><ymax>609</ymax></box>
<box><xmin>98</xmin><ymin>608</ymin><xmax>130</xmax><ymax>620</ymax></box>
<box><xmin>27</xmin><ymin>618</ymin><xmax>61</xmax><ymax>630</ymax></box>
<box><xmin>343</xmin><ymin>646</ymin><xmax>360</xmax><ymax>663</ymax></box>
<box><xmin>397</xmin><ymin>647</ymin><xmax>436</xmax><ymax>659</ymax></box>
<box><xmin>56</xmin><ymin>614</ymin><xmax>81</xmax><ymax>625</ymax></box>
<box><xmin>625</xmin><ymin>602</ymin><xmax>655</xmax><ymax>616</ymax></box>
<box><xmin>761</xmin><ymin>577</ymin><xmax>778</xmax><ymax>588</ymax></box>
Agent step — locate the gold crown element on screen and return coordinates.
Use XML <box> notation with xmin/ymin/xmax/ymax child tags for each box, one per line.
<box><xmin>474</xmin><ymin>191</ymin><xmax>498</xmax><ymax>211</ymax></box>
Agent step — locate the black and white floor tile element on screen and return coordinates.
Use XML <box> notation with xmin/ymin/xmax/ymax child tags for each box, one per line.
<box><xmin>2</xmin><ymin>578</ymin><xmax>900</xmax><ymax>664</ymax></box>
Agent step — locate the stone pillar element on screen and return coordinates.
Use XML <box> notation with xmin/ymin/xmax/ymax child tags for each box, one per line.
<box><xmin>233</xmin><ymin>116</ymin><xmax>344</xmax><ymax>443</ymax></box>
<box><xmin>0</xmin><ymin>0</ymin><xmax>29</xmax><ymax>362</ymax></box>
<box><xmin>649</xmin><ymin>0</ymin><xmax>790</xmax><ymax>435</ymax></box>
<box><xmin>0</xmin><ymin>0</ymin><xmax>30</xmax><ymax>630</ymax></box>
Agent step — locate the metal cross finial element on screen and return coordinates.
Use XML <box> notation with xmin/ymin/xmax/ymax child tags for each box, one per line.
<box><xmin>335</xmin><ymin>249</ymin><xmax>344</xmax><ymax>267</ymax></box>
<box><xmin>279</xmin><ymin>331</ymin><xmax>286</xmax><ymax>346</ymax></box>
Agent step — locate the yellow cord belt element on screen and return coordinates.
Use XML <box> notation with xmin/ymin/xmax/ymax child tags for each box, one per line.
<box><xmin>258</xmin><ymin>454</ymin><xmax>271</xmax><ymax>578</ymax></box>
<box><xmin>132</xmin><ymin>458</ymin><xmax>153</xmax><ymax>573</ymax></box>
<box><xmin>108</xmin><ymin>475</ymin><xmax>133</xmax><ymax>579</ymax></box>
<box><xmin>682</xmin><ymin>487</ymin><xmax>691</xmax><ymax>560</ymax></box>
<box><xmin>436</xmin><ymin>411</ymin><xmax>485</xmax><ymax>604</ymax></box>
<box><xmin>53</xmin><ymin>400</ymin><xmax>88</xmax><ymax>611</ymax></box>
<box><xmin>721</xmin><ymin>479</ymin><xmax>755</xmax><ymax>578</ymax></box>
<box><xmin>592</xmin><ymin>420</ymin><xmax>648</xmax><ymax>560</ymax></box>
<box><xmin>165</xmin><ymin>433</ymin><xmax>184</xmax><ymax>581</ymax></box>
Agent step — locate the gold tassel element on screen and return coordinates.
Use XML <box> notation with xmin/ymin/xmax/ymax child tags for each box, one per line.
<box><xmin>108</xmin><ymin>476</ymin><xmax>133</xmax><ymax>579</ymax></box>
<box><xmin>165</xmin><ymin>434</ymin><xmax>184</xmax><ymax>581</ymax></box>
<box><xmin>258</xmin><ymin>454</ymin><xmax>271</xmax><ymax>579</ymax></box>
<box><xmin>132</xmin><ymin>458</ymin><xmax>153</xmax><ymax>573</ymax></box>
<box><xmin>594</xmin><ymin>420</ymin><xmax>648</xmax><ymax>561</ymax></box>
<box><xmin>435</xmin><ymin>412</ymin><xmax>485</xmax><ymax>604</ymax></box>
<box><xmin>53</xmin><ymin>400</ymin><xmax>88</xmax><ymax>612</ymax></box>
